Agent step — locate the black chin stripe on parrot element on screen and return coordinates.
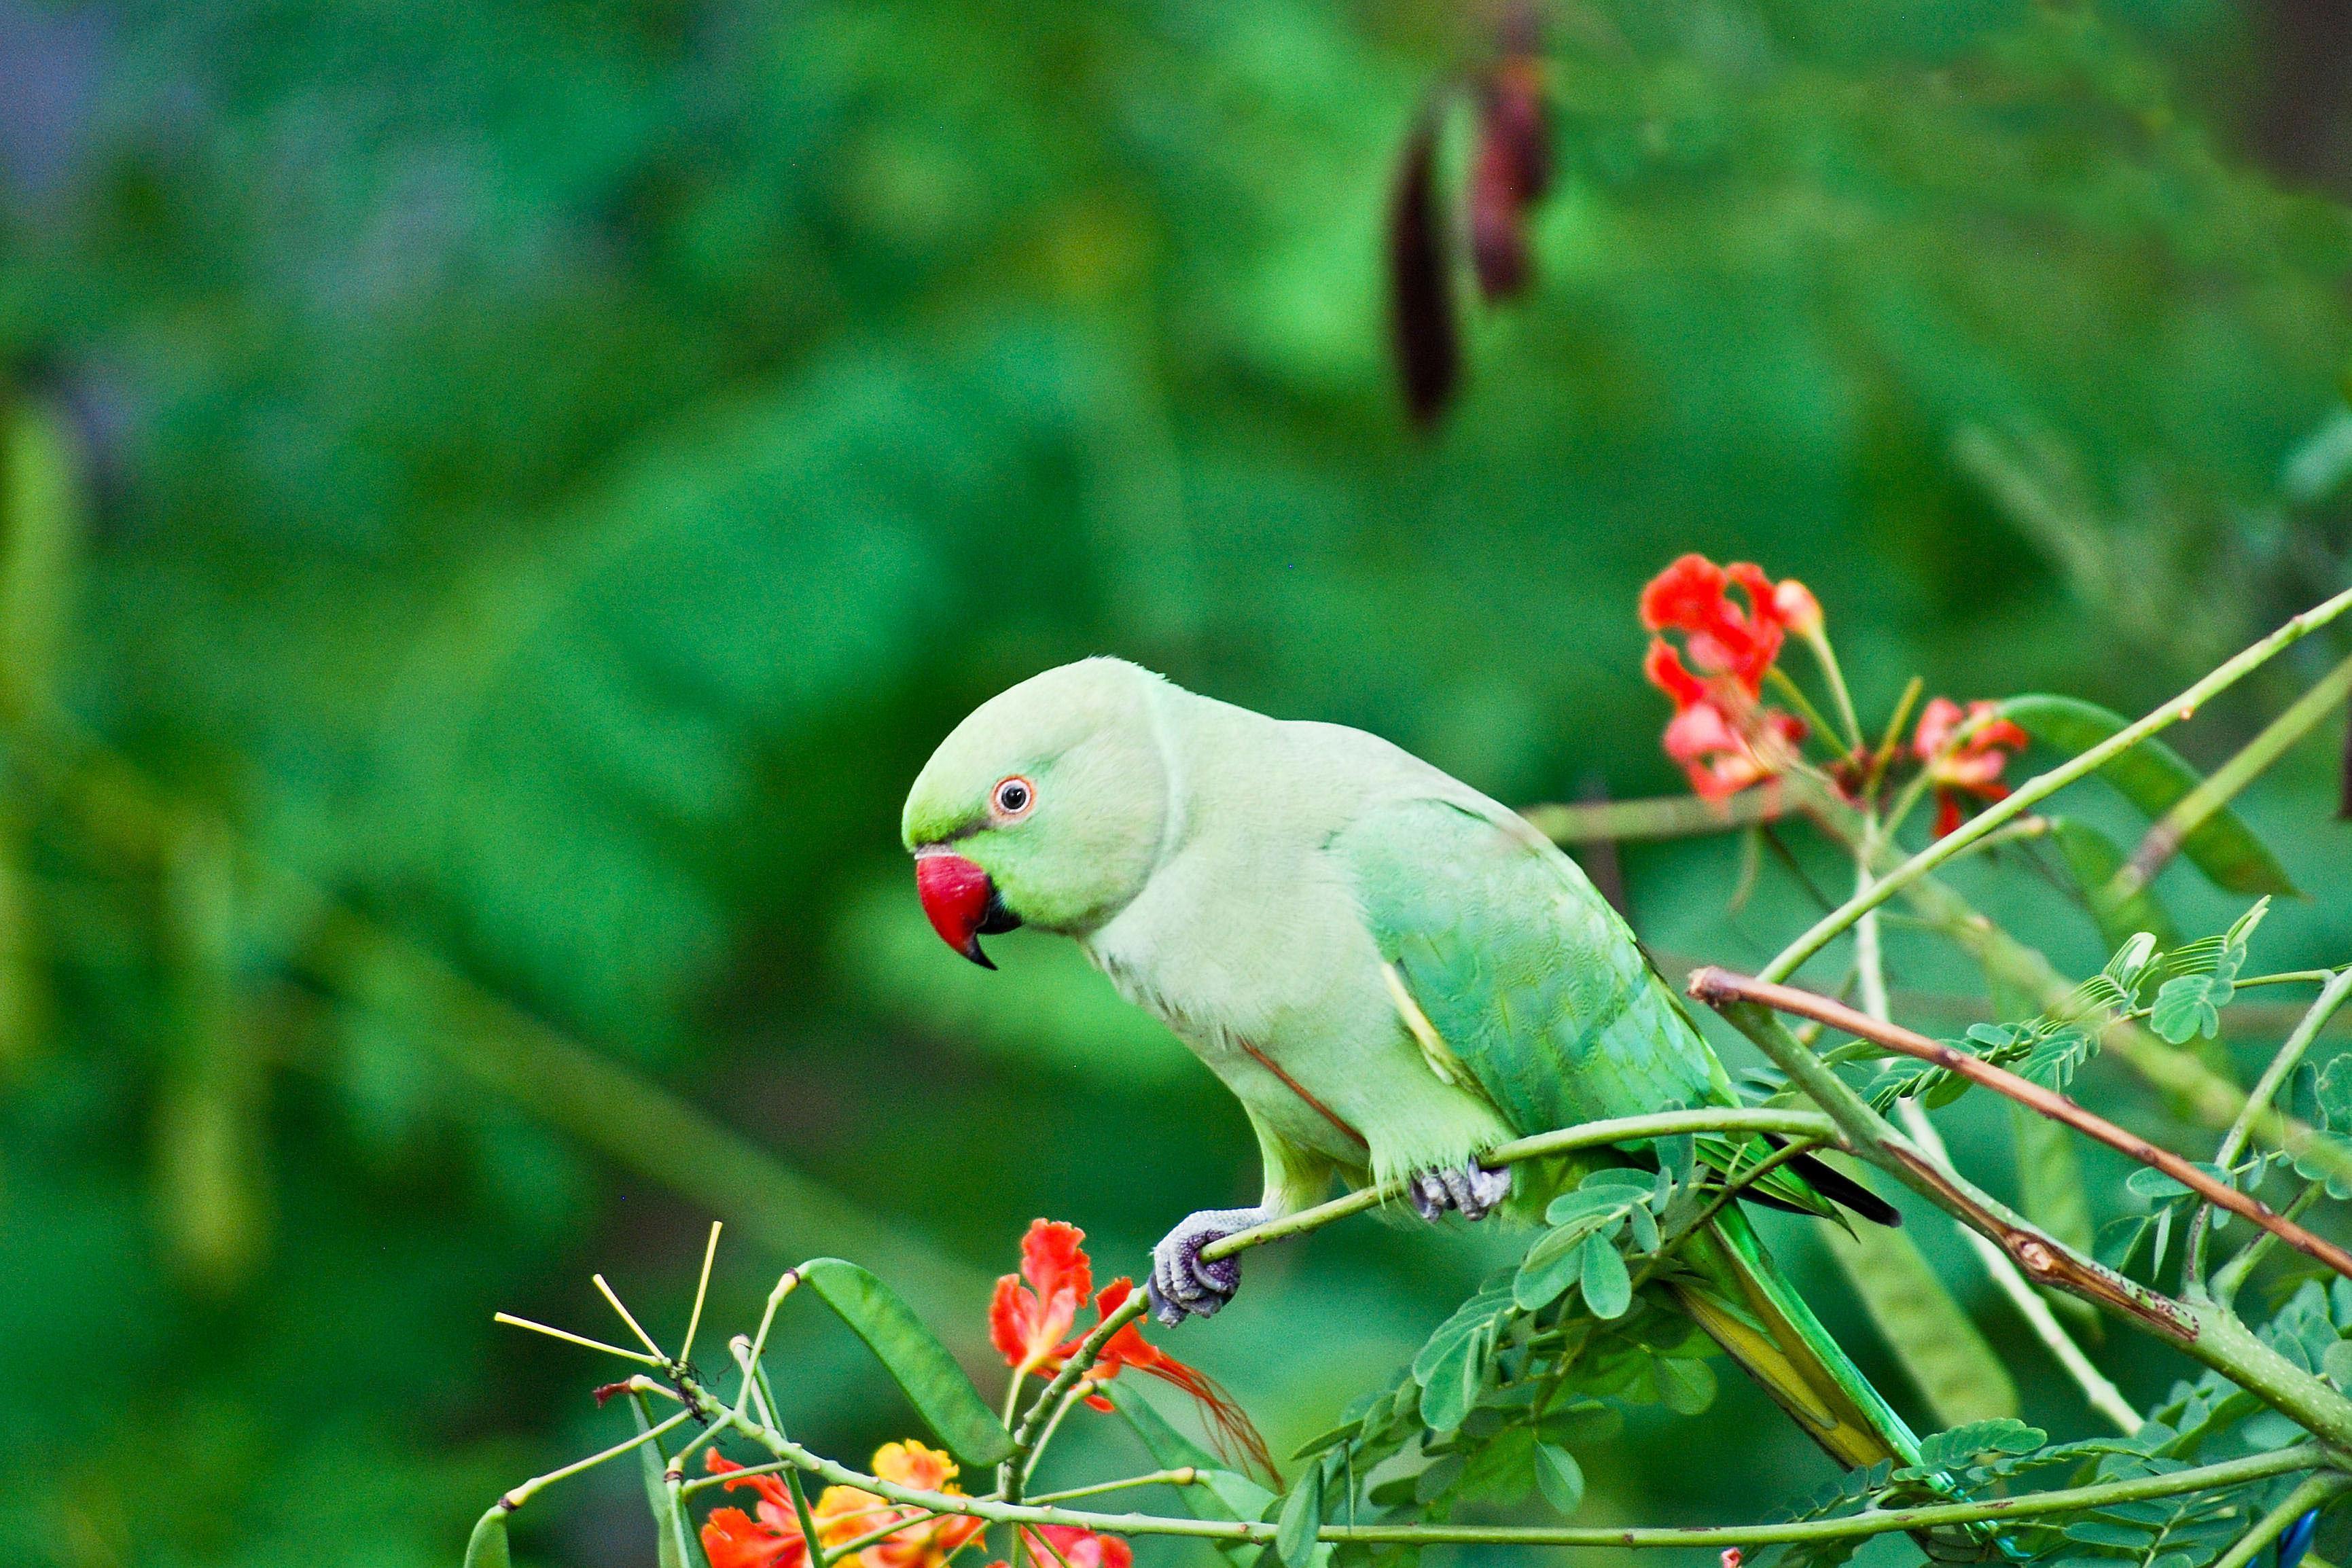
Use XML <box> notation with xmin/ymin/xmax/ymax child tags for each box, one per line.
<box><xmin>978</xmin><ymin>890</ymin><xmax>1021</xmax><ymax>936</ymax></box>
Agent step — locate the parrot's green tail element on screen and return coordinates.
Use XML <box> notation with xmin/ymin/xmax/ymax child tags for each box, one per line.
<box><xmin>1671</xmin><ymin>1207</ymin><xmax>1921</xmax><ymax>1472</ymax></box>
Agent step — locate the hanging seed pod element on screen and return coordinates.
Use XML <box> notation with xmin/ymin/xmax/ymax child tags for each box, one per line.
<box><xmin>1387</xmin><ymin>104</ymin><xmax>1461</xmax><ymax>428</ymax></box>
<box><xmin>1469</xmin><ymin>49</ymin><xmax>1550</xmax><ymax>300</ymax></box>
<box><xmin>2338</xmin><ymin>686</ymin><xmax>2351</xmax><ymax>819</ymax></box>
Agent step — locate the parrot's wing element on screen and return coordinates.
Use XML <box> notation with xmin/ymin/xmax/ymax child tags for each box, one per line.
<box><xmin>1338</xmin><ymin>795</ymin><xmax>1730</xmax><ymax>1132</ymax></box>
<box><xmin>1337</xmin><ymin>796</ymin><xmax>1848</xmax><ymax>1219</ymax></box>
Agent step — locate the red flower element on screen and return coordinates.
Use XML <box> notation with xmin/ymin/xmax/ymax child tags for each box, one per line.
<box><xmin>1912</xmin><ymin>698</ymin><xmax>2029</xmax><ymax>838</ymax></box>
<box><xmin>992</xmin><ymin>1527</ymin><xmax>1136</xmax><ymax>1568</ymax></box>
<box><xmin>991</xmin><ymin>1220</ymin><xmax>1274</xmax><ymax>1481</ymax></box>
<box><xmin>700</xmin><ymin>1454</ymin><xmax>813</xmax><ymax>1568</ymax></box>
<box><xmin>1639</xmin><ymin>554</ymin><xmax>1815</xmax><ymax>799</ymax></box>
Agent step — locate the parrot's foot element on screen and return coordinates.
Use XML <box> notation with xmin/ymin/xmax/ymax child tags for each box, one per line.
<box><xmin>1146</xmin><ymin>1205</ymin><xmax>1266</xmax><ymax>1326</ymax></box>
<box><xmin>1407</xmin><ymin>1160</ymin><xmax>1513</xmax><ymax>1223</ymax></box>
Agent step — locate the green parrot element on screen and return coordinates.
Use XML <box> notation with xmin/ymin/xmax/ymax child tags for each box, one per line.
<box><xmin>902</xmin><ymin>657</ymin><xmax>1921</xmax><ymax>1472</ymax></box>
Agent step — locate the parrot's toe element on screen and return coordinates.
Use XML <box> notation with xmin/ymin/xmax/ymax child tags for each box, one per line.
<box><xmin>1147</xmin><ymin>1206</ymin><xmax>1263</xmax><ymax>1325</ymax></box>
<box><xmin>1408</xmin><ymin>1160</ymin><xmax>1513</xmax><ymax>1223</ymax></box>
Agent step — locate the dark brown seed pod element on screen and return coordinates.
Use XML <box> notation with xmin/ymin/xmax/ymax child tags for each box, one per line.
<box><xmin>1387</xmin><ymin>104</ymin><xmax>1461</xmax><ymax>429</ymax></box>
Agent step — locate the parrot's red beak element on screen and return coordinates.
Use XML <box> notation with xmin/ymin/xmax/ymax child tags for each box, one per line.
<box><xmin>914</xmin><ymin>849</ymin><xmax>1018</xmax><ymax>969</ymax></box>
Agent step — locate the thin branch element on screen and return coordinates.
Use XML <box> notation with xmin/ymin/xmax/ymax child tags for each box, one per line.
<box><xmin>493</xmin><ymin>1311</ymin><xmax>664</xmax><ymax>1367</ymax></box>
<box><xmin>680</xmin><ymin>1220</ymin><xmax>724</xmax><ymax>1369</ymax></box>
<box><xmin>1028</xmin><ymin>1470</ymin><xmax>1200</xmax><ymax>1505</ymax></box>
<box><xmin>1849</xmin><ymin>831</ymin><xmax>2133</xmax><ymax>1431</ymax></box>
<box><xmin>1762</xmin><ymin>584</ymin><xmax>2352</xmax><ymax>984</ymax></box>
<box><xmin>1198</xmin><ymin>1107</ymin><xmax>1838</xmax><ymax>1264</ymax></box>
<box><xmin>1688</xmin><ymin>967</ymin><xmax>2352</xmax><ymax>1285</ymax></box>
<box><xmin>1891</xmin><ymin>1099</ymin><xmax>2141</xmax><ymax>1433</ymax></box>
<box><xmin>1519</xmin><ymin>787</ymin><xmax>1810</xmax><ymax>844</ymax></box>
<box><xmin>499</xmin><ymin>1404</ymin><xmax>694</xmax><ymax>1510</ymax></box>
<box><xmin>2214</xmin><ymin>1181</ymin><xmax>2329</xmax><ymax>1308</ymax></box>
<box><xmin>709</xmin><ymin>1402</ymin><xmax>2326</xmax><ymax>1550</ymax></box>
<box><xmin>2187</xmin><ymin>969</ymin><xmax>2352</xmax><ymax>1286</ymax></box>
<box><xmin>731</xmin><ymin>1266</ymin><xmax>802</xmax><ymax>1421</ymax></box>
<box><xmin>1000</xmin><ymin>1291</ymin><xmax>1152</xmax><ymax>1499</ymax></box>
<box><xmin>594</xmin><ymin>1273</ymin><xmax>668</xmax><ymax>1360</ymax></box>
<box><xmin>2107</xmin><ymin>647</ymin><xmax>2352</xmax><ymax>905</ymax></box>
<box><xmin>2209</xmin><ymin>1472</ymin><xmax>2351</xmax><ymax>1568</ymax></box>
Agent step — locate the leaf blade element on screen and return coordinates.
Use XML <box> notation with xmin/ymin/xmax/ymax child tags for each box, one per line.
<box><xmin>801</xmin><ymin>1258</ymin><xmax>1016</xmax><ymax>1467</ymax></box>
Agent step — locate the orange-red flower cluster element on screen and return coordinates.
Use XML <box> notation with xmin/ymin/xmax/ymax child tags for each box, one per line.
<box><xmin>1912</xmin><ymin>698</ymin><xmax>2029</xmax><ymax>838</ymax></box>
<box><xmin>991</xmin><ymin>1220</ymin><xmax>1272</xmax><ymax>1480</ymax></box>
<box><xmin>989</xmin><ymin>1527</ymin><xmax>1136</xmax><ymax>1568</ymax></box>
<box><xmin>1640</xmin><ymin>554</ymin><xmax>1819</xmax><ymax>799</ymax></box>
<box><xmin>702</xmin><ymin>1222</ymin><xmax>1276</xmax><ymax>1567</ymax></box>
<box><xmin>701</xmin><ymin>1442</ymin><xmax>987</xmax><ymax>1568</ymax></box>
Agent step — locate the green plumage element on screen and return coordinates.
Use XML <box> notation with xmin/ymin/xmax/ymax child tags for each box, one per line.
<box><xmin>1342</xmin><ymin>797</ymin><xmax>1922</xmax><ymax>1469</ymax></box>
<box><xmin>903</xmin><ymin>659</ymin><xmax>1927</xmax><ymax>1474</ymax></box>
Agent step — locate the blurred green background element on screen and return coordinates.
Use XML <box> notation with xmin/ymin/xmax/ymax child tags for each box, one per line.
<box><xmin>6</xmin><ymin>0</ymin><xmax>2352</xmax><ymax>1563</ymax></box>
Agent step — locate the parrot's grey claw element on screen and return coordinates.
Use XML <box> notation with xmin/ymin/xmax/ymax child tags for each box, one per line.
<box><xmin>1407</xmin><ymin>1160</ymin><xmax>1512</xmax><ymax>1224</ymax></box>
<box><xmin>1148</xmin><ymin>1206</ymin><xmax>1264</xmax><ymax>1325</ymax></box>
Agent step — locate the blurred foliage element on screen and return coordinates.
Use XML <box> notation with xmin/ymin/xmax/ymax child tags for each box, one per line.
<box><xmin>4</xmin><ymin>0</ymin><xmax>2352</xmax><ymax>1563</ymax></box>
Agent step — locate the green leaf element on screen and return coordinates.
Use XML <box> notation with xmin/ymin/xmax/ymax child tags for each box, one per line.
<box><xmin>1654</xmin><ymin>1356</ymin><xmax>1718</xmax><ymax>1416</ymax></box>
<box><xmin>2049</xmin><ymin>819</ymin><xmax>2179</xmax><ymax>950</ymax></box>
<box><xmin>630</xmin><ymin>1393</ymin><xmax>711</xmax><ymax>1568</ymax></box>
<box><xmin>1413</xmin><ymin>1279</ymin><xmax>1516</xmax><ymax>1431</ymax></box>
<box><xmin>1913</xmin><ymin>1418</ymin><xmax>2046</xmax><ymax>1469</ymax></box>
<box><xmin>1544</xmin><ymin>1187</ymin><xmax>1633</xmax><ymax>1225</ymax></box>
<box><xmin>1289</xmin><ymin>1422</ymin><xmax>1360</xmax><ymax>1463</ymax></box>
<box><xmin>463</xmin><ymin>1508</ymin><xmax>513</xmax><ymax>1568</ymax></box>
<box><xmin>1412</xmin><ymin>1455</ymin><xmax>1464</xmax><ymax>1504</ymax></box>
<box><xmin>2324</xmin><ymin>1340</ymin><xmax>2352</xmax><ymax>1389</ymax></box>
<box><xmin>2125</xmin><ymin>1166</ymin><xmax>2194</xmax><ymax>1202</ymax></box>
<box><xmin>1580</xmin><ymin>1237</ymin><xmax>1633</xmax><ymax>1319</ymax></box>
<box><xmin>1533</xmin><ymin>1442</ymin><xmax>1586</xmax><ymax>1514</ymax></box>
<box><xmin>2001</xmin><ymin>696</ymin><xmax>2297</xmax><ymax>897</ymax></box>
<box><xmin>2317</xmin><ymin>1059</ymin><xmax>2352</xmax><ymax>1130</ymax></box>
<box><xmin>1274</xmin><ymin>1461</ymin><xmax>1323</xmax><ymax>1568</ymax></box>
<box><xmin>1457</xmin><ymin>1425</ymin><xmax>1537</xmax><ymax>1506</ymax></box>
<box><xmin>2294</xmin><ymin>1131</ymin><xmax>2352</xmax><ymax>1199</ymax></box>
<box><xmin>1514</xmin><ymin>1231</ymin><xmax>1589</xmax><ymax>1311</ymax></box>
<box><xmin>2150</xmin><ymin>974</ymin><xmax>2227</xmax><ymax>1043</ymax></box>
<box><xmin>1109</xmin><ymin>1386</ymin><xmax>1275</xmax><ymax>1568</ymax></box>
<box><xmin>800</xmin><ymin>1258</ymin><xmax>1014</xmax><ymax>1467</ymax></box>
<box><xmin>1818</xmin><ymin>1220</ymin><xmax>2019</xmax><ymax>1426</ymax></box>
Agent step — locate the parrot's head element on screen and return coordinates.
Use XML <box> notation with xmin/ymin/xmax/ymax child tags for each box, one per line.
<box><xmin>901</xmin><ymin>658</ymin><xmax>1173</xmax><ymax>967</ymax></box>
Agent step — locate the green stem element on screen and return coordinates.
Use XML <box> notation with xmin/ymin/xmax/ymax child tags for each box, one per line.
<box><xmin>1000</xmin><ymin>1291</ymin><xmax>1152</xmax><ymax>1501</ymax></box>
<box><xmin>499</xmin><ymin>1406</ymin><xmax>694</xmax><ymax>1510</ymax></box>
<box><xmin>1768</xmin><ymin>664</ymin><xmax>1851</xmax><ymax>754</ymax></box>
<box><xmin>1028</xmin><ymin>1470</ymin><xmax>1199</xmax><ymax>1505</ymax></box>
<box><xmin>708</xmin><ymin>1406</ymin><xmax>2327</xmax><ymax>1550</ymax></box>
<box><xmin>1702</xmin><ymin>992</ymin><xmax>2352</xmax><ymax>1448</ymax></box>
<box><xmin>1518</xmin><ymin>789</ymin><xmax>1806</xmax><ymax>845</ymax></box>
<box><xmin>1196</xmin><ymin>1107</ymin><xmax>1837</xmax><ymax>1264</ymax></box>
<box><xmin>2188</xmin><ymin>969</ymin><xmax>2352</xmax><ymax>1289</ymax></box>
<box><xmin>1800</xmin><ymin>627</ymin><xmax>1867</xmax><ymax>754</ymax></box>
<box><xmin>731</xmin><ymin>1267</ymin><xmax>803</xmax><ymax>1421</ymax></box>
<box><xmin>2209</xmin><ymin>1473</ymin><xmax>2350</xmax><ymax>1568</ymax></box>
<box><xmin>2105</xmin><ymin>647</ymin><xmax>2352</xmax><ymax>907</ymax></box>
<box><xmin>824</xmin><ymin>1509</ymin><xmax>946</xmax><ymax>1563</ymax></box>
<box><xmin>1762</xmin><ymin>584</ymin><xmax>2352</xmax><ymax>985</ymax></box>
<box><xmin>1850</xmin><ymin>824</ymin><xmax>2136</xmax><ymax>1431</ymax></box>
<box><xmin>1018</xmin><ymin>1375</ymin><xmax>1099</xmax><ymax>1491</ymax></box>
<box><xmin>2215</xmin><ymin>1181</ymin><xmax>2330</xmax><ymax>1308</ymax></box>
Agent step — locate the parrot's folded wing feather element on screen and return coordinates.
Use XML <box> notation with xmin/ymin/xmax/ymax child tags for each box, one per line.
<box><xmin>1340</xmin><ymin>797</ymin><xmax>1728</xmax><ymax>1133</ymax></box>
<box><xmin>1339</xmin><ymin>797</ymin><xmax>1929</xmax><ymax>1480</ymax></box>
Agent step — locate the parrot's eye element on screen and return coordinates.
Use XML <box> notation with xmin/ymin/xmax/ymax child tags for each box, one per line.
<box><xmin>992</xmin><ymin>777</ymin><xmax>1035</xmax><ymax>819</ymax></box>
